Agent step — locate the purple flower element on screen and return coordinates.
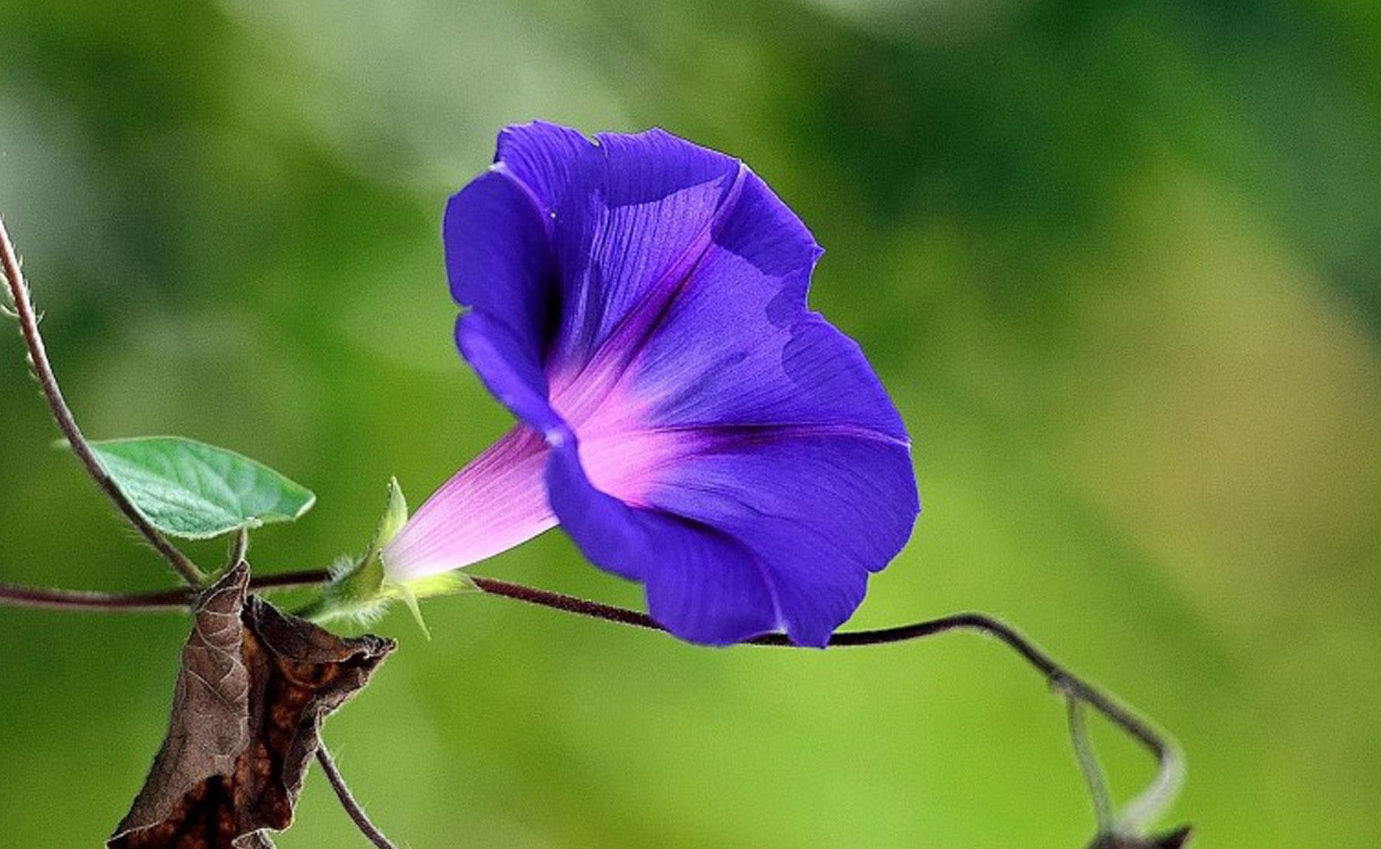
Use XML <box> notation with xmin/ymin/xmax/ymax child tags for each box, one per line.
<box><xmin>383</xmin><ymin>123</ymin><xmax>919</xmax><ymax>647</ymax></box>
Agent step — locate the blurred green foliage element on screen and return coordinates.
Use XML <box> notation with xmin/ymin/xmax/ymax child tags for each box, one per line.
<box><xmin>1</xmin><ymin>0</ymin><xmax>1378</xmax><ymax>846</ymax></box>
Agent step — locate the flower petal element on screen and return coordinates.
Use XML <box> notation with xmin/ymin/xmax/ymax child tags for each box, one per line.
<box><xmin>455</xmin><ymin>312</ymin><xmax>564</xmax><ymax>435</ymax></box>
<box><xmin>625</xmin><ymin>169</ymin><xmax>907</xmax><ymax>440</ymax></box>
<box><xmin>500</xmin><ymin>126</ymin><xmax>743</xmax><ymax>394</ymax></box>
<box><xmin>545</xmin><ymin>433</ymin><xmax>780</xmax><ymax>645</ymax></box>
<box><xmin>640</xmin><ymin>428</ymin><xmax>917</xmax><ymax>647</ymax></box>
<box><xmin>494</xmin><ymin>121</ymin><xmax>592</xmax><ymax>217</ymax></box>
<box><xmin>445</xmin><ymin>126</ymin><xmax>744</xmax><ymax>429</ymax></box>
<box><xmin>443</xmin><ymin>168</ymin><xmax>561</xmax><ymax>431</ymax></box>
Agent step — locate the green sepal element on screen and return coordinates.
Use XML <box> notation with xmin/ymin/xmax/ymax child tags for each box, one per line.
<box><xmin>376</xmin><ymin>474</ymin><xmax>409</xmax><ymax>550</ymax></box>
<box><xmin>396</xmin><ymin>583</ymin><xmax>430</xmax><ymax>640</ymax></box>
<box><xmin>300</xmin><ymin>477</ymin><xmax>475</xmax><ymax>630</ymax></box>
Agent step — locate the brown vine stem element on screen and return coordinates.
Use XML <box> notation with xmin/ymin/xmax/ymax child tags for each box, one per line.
<box><xmin>0</xmin><ymin>570</ymin><xmax>328</xmax><ymax>612</ymax></box>
<box><xmin>468</xmin><ymin>576</ymin><xmax>1184</xmax><ymax>835</ymax></box>
<box><xmin>0</xmin><ymin>567</ymin><xmax>1184</xmax><ymax>835</ymax></box>
<box><xmin>0</xmin><ymin>583</ymin><xmax>195</xmax><ymax>613</ymax></box>
<box><xmin>0</xmin><ymin>212</ymin><xmax>205</xmax><ymax>586</ymax></box>
<box><xmin>315</xmin><ymin>737</ymin><xmax>398</xmax><ymax>849</ymax></box>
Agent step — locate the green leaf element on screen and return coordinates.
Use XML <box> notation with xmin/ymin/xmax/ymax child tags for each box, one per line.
<box><xmin>88</xmin><ymin>436</ymin><xmax>316</xmax><ymax>540</ymax></box>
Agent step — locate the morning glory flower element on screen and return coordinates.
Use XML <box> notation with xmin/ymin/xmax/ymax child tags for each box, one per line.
<box><xmin>383</xmin><ymin>122</ymin><xmax>919</xmax><ymax>647</ymax></box>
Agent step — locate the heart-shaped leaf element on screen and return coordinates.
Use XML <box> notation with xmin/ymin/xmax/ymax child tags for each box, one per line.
<box><xmin>89</xmin><ymin>437</ymin><xmax>316</xmax><ymax>539</ymax></box>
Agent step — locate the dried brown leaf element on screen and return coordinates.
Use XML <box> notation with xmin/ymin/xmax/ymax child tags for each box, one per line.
<box><xmin>109</xmin><ymin>563</ymin><xmax>396</xmax><ymax>849</ymax></box>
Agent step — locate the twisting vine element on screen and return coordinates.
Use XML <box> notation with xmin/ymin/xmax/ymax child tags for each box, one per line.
<box><xmin>0</xmin><ymin>208</ymin><xmax>1189</xmax><ymax>848</ymax></box>
<box><xmin>0</xmin><ymin>213</ymin><xmax>203</xmax><ymax>587</ymax></box>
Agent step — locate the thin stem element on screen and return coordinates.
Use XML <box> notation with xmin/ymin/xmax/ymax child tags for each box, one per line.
<box><xmin>316</xmin><ymin>741</ymin><xmax>398</xmax><ymax>849</ymax></box>
<box><xmin>468</xmin><ymin>576</ymin><xmax>1183</xmax><ymax>830</ymax></box>
<box><xmin>0</xmin><ymin>582</ymin><xmax>195</xmax><ymax>612</ymax></box>
<box><xmin>1067</xmin><ymin>692</ymin><xmax>1114</xmax><ymax>833</ymax></box>
<box><xmin>470</xmin><ymin>575</ymin><xmax>661</xmax><ymax>631</ymax></box>
<box><xmin>0</xmin><ymin>212</ymin><xmax>204</xmax><ymax>586</ymax></box>
<box><xmin>0</xmin><ymin>567</ymin><xmax>1182</xmax><ymax>829</ymax></box>
<box><xmin>228</xmin><ymin>528</ymin><xmax>249</xmax><ymax>569</ymax></box>
<box><xmin>0</xmin><ymin>569</ymin><xmax>329</xmax><ymax>611</ymax></box>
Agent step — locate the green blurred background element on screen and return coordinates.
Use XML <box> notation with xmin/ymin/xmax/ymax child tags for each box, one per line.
<box><xmin>2</xmin><ymin>0</ymin><xmax>1378</xmax><ymax>846</ymax></box>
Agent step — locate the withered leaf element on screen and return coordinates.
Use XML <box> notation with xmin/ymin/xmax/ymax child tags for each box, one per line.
<box><xmin>1087</xmin><ymin>826</ymin><xmax>1194</xmax><ymax>849</ymax></box>
<box><xmin>109</xmin><ymin>562</ymin><xmax>396</xmax><ymax>849</ymax></box>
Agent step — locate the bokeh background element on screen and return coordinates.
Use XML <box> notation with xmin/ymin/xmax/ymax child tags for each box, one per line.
<box><xmin>2</xmin><ymin>0</ymin><xmax>1378</xmax><ymax>846</ymax></box>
